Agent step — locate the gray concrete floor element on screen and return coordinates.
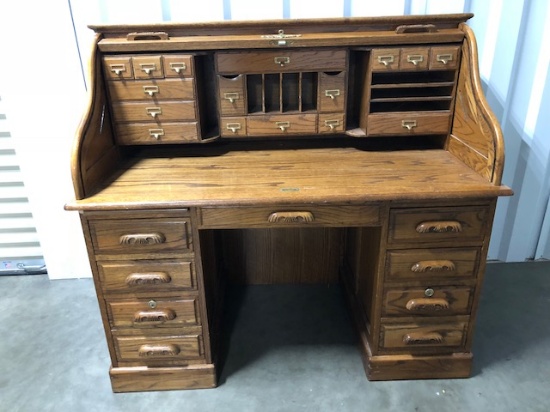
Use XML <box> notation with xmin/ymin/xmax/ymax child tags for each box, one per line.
<box><xmin>1</xmin><ymin>261</ymin><xmax>549</xmax><ymax>412</ymax></box>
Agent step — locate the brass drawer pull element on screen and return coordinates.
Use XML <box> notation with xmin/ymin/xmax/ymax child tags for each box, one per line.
<box><xmin>125</xmin><ymin>272</ymin><xmax>172</xmax><ymax>286</ymax></box>
<box><xmin>401</xmin><ymin>120</ymin><xmax>417</xmax><ymax>130</ymax></box>
<box><xmin>119</xmin><ymin>233</ymin><xmax>166</xmax><ymax>245</ymax></box>
<box><xmin>406</xmin><ymin>298</ymin><xmax>450</xmax><ymax>312</ymax></box>
<box><xmin>139</xmin><ymin>63</ymin><xmax>157</xmax><ymax>74</ymax></box>
<box><xmin>274</xmin><ymin>56</ymin><xmax>290</xmax><ymax>67</ymax></box>
<box><xmin>324</xmin><ymin>119</ymin><xmax>340</xmax><ymax>131</ymax></box>
<box><xmin>149</xmin><ymin>129</ymin><xmax>164</xmax><ymax>140</ymax></box>
<box><xmin>109</xmin><ymin>64</ymin><xmax>126</xmax><ymax>75</ymax></box>
<box><xmin>436</xmin><ymin>54</ymin><xmax>453</xmax><ymax>65</ymax></box>
<box><xmin>416</xmin><ymin>221</ymin><xmax>463</xmax><ymax>234</ymax></box>
<box><xmin>143</xmin><ymin>85</ymin><xmax>159</xmax><ymax>96</ymax></box>
<box><xmin>276</xmin><ymin>121</ymin><xmax>290</xmax><ymax>132</ymax></box>
<box><xmin>134</xmin><ymin>309</ymin><xmax>176</xmax><ymax>323</ymax></box>
<box><xmin>146</xmin><ymin>107</ymin><xmax>162</xmax><ymax>118</ymax></box>
<box><xmin>411</xmin><ymin>260</ymin><xmax>456</xmax><ymax>273</ymax></box>
<box><xmin>325</xmin><ymin>89</ymin><xmax>340</xmax><ymax>100</ymax></box>
<box><xmin>169</xmin><ymin>62</ymin><xmax>187</xmax><ymax>73</ymax></box>
<box><xmin>138</xmin><ymin>344</ymin><xmax>180</xmax><ymax>357</ymax></box>
<box><xmin>406</xmin><ymin>54</ymin><xmax>424</xmax><ymax>66</ymax></box>
<box><xmin>377</xmin><ymin>55</ymin><xmax>395</xmax><ymax>66</ymax></box>
<box><xmin>403</xmin><ymin>332</ymin><xmax>443</xmax><ymax>345</ymax></box>
<box><xmin>223</xmin><ymin>92</ymin><xmax>240</xmax><ymax>103</ymax></box>
<box><xmin>268</xmin><ymin>211</ymin><xmax>314</xmax><ymax>223</ymax></box>
<box><xmin>226</xmin><ymin>123</ymin><xmax>241</xmax><ymax>133</ymax></box>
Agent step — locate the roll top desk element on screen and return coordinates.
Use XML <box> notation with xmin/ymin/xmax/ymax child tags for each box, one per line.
<box><xmin>67</xmin><ymin>14</ymin><xmax>512</xmax><ymax>392</ymax></box>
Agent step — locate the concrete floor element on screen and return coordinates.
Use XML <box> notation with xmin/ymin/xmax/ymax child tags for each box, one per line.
<box><xmin>1</xmin><ymin>261</ymin><xmax>549</xmax><ymax>412</ymax></box>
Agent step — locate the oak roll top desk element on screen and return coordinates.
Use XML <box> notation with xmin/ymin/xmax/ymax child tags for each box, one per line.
<box><xmin>66</xmin><ymin>14</ymin><xmax>513</xmax><ymax>392</ymax></box>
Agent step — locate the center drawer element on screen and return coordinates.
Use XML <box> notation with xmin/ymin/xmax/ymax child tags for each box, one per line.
<box><xmin>200</xmin><ymin>205</ymin><xmax>380</xmax><ymax>228</ymax></box>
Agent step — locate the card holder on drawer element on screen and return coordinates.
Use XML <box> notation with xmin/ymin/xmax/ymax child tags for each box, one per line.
<box><xmin>115</xmin><ymin>334</ymin><xmax>203</xmax><ymax>361</ymax></box>
<box><xmin>388</xmin><ymin>206</ymin><xmax>488</xmax><ymax>244</ymax></box>
<box><xmin>89</xmin><ymin>218</ymin><xmax>191</xmax><ymax>254</ymax></box>
<box><xmin>98</xmin><ymin>260</ymin><xmax>195</xmax><ymax>292</ymax></box>
<box><xmin>108</xmin><ymin>298</ymin><xmax>200</xmax><ymax>328</ymax></box>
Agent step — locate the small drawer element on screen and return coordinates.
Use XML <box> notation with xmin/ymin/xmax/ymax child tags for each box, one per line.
<box><xmin>98</xmin><ymin>260</ymin><xmax>195</xmax><ymax>293</ymax></box>
<box><xmin>221</xmin><ymin>117</ymin><xmax>247</xmax><ymax>137</ymax></box>
<box><xmin>89</xmin><ymin>218</ymin><xmax>192</xmax><ymax>254</ymax></box>
<box><xmin>108</xmin><ymin>298</ymin><xmax>200</xmax><ymax>328</ymax></box>
<box><xmin>371</xmin><ymin>48</ymin><xmax>400</xmax><ymax>71</ymax></box>
<box><xmin>132</xmin><ymin>56</ymin><xmax>164</xmax><ymax>79</ymax></box>
<box><xmin>430</xmin><ymin>46</ymin><xmax>460</xmax><ymax>70</ymax></box>
<box><xmin>104</xmin><ymin>57</ymin><xmax>133</xmax><ymax>80</ymax></box>
<box><xmin>388</xmin><ymin>206</ymin><xmax>488</xmax><ymax>244</ymax></box>
<box><xmin>383</xmin><ymin>286</ymin><xmax>473</xmax><ymax>316</ymax></box>
<box><xmin>318</xmin><ymin>71</ymin><xmax>346</xmax><ymax>113</ymax></box>
<box><xmin>247</xmin><ymin>114</ymin><xmax>317</xmax><ymax>136</ymax></box>
<box><xmin>218</xmin><ymin>75</ymin><xmax>246</xmax><ymax>116</ymax></box>
<box><xmin>318</xmin><ymin>113</ymin><xmax>345</xmax><ymax>134</ymax></box>
<box><xmin>111</xmin><ymin>101</ymin><xmax>197</xmax><ymax>123</ymax></box>
<box><xmin>400</xmin><ymin>47</ymin><xmax>429</xmax><ymax>70</ymax></box>
<box><xmin>380</xmin><ymin>321</ymin><xmax>468</xmax><ymax>349</ymax></box>
<box><xmin>200</xmin><ymin>205</ymin><xmax>380</xmax><ymax>229</ymax></box>
<box><xmin>163</xmin><ymin>55</ymin><xmax>195</xmax><ymax>78</ymax></box>
<box><xmin>216</xmin><ymin>50</ymin><xmax>347</xmax><ymax>74</ymax></box>
<box><xmin>386</xmin><ymin>248</ymin><xmax>480</xmax><ymax>280</ymax></box>
<box><xmin>107</xmin><ymin>78</ymin><xmax>195</xmax><ymax>101</ymax></box>
<box><xmin>115</xmin><ymin>334</ymin><xmax>203</xmax><ymax>362</ymax></box>
<box><xmin>366</xmin><ymin>112</ymin><xmax>451</xmax><ymax>136</ymax></box>
<box><xmin>115</xmin><ymin>122</ymin><xmax>200</xmax><ymax>145</ymax></box>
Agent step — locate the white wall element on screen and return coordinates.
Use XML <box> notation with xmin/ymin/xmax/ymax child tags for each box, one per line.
<box><xmin>0</xmin><ymin>0</ymin><xmax>91</xmax><ymax>279</ymax></box>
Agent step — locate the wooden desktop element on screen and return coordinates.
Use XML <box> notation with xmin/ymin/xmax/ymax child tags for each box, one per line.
<box><xmin>66</xmin><ymin>14</ymin><xmax>512</xmax><ymax>392</ymax></box>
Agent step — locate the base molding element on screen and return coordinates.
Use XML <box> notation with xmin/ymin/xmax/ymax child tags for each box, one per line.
<box><xmin>365</xmin><ymin>351</ymin><xmax>473</xmax><ymax>381</ymax></box>
<box><xmin>110</xmin><ymin>364</ymin><xmax>217</xmax><ymax>392</ymax></box>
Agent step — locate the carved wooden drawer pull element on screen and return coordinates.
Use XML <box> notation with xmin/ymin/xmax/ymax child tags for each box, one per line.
<box><xmin>411</xmin><ymin>260</ymin><xmax>456</xmax><ymax>273</ymax></box>
<box><xmin>416</xmin><ymin>221</ymin><xmax>463</xmax><ymax>233</ymax></box>
<box><xmin>406</xmin><ymin>298</ymin><xmax>450</xmax><ymax>312</ymax></box>
<box><xmin>125</xmin><ymin>272</ymin><xmax>172</xmax><ymax>286</ymax></box>
<box><xmin>403</xmin><ymin>332</ymin><xmax>443</xmax><ymax>345</ymax></box>
<box><xmin>268</xmin><ymin>211</ymin><xmax>314</xmax><ymax>223</ymax></box>
<box><xmin>138</xmin><ymin>344</ymin><xmax>180</xmax><ymax>357</ymax></box>
<box><xmin>119</xmin><ymin>233</ymin><xmax>166</xmax><ymax>245</ymax></box>
<box><xmin>134</xmin><ymin>309</ymin><xmax>176</xmax><ymax>323</ymax></box>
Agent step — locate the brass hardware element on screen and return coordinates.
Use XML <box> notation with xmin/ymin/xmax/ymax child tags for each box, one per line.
<box><xmin>401</xmin><ymin>120</ymin><xmax>417</xmax><ymax>130</ymax></box>
<box><xmin>169</xmin><ymin>62</ymin><xmax>187</xmax><ymax>73</ymax></box>
<box><xmin>223</xmin><ymin>92</ymin><xmax>240</xmax><ymax>103</ymax></box>
<box><xmin>146</xmin><ymin>107</ymin><xmax>162</xmax><ymax>118</ymax></box>
<box><xmin>324</xmin><ymin>120</ymin><xmax>340</xmax><ymax>131</ymax></box>
<box><xmin>325</xmin><ymin>89</ymin><xmax>340</xmax><ymax>100</ymax></box>
<box><xmin>139</xmin><ymin>63</ymin><xmax>157</xmax><ymax>74</ymax></box>
<box><xmin>226</xmin><ymin>123</ymin><xmax>241</xmax><ymax>133</ymax></box>
<box><xmin>143</xmin><ymin>85</ymin><xmax>159</xmax><ymax>96</ymax></box>
<box><xmin>274</xmin><ymin>56</ymin><xmax>290</xmax><ymax>67</ymax></box>
<box><xmin>377</xmin><ymin>55</ymin><xmax>395</xmax><ymax>66</ymax></box>
<box><xmin>109</xmin><ymin>64</ymin><xmax>126</xmax><ymax>75</ymax></box>
<box><xmin>276</xmin><ymin>121</ymin><xmax>290</xmax><ymax>131</ymax></box>
<box><xmin>149</xmin><ymin>129</ymin><xmax>164</xmax><ymax>140</ymax></box>
<box><xmin>424</xmin><ymin>288</ymin><xmax>435</xmax><ymax>297</ymax></box>
<box><xmin>148</xmin><ymin>300</ymin><xmax>157</xmax><ymax>309</ymax></box>
<box><xmin>262</xmin><ymin>29</ymin><xmax>302</xmax><ymax>39</ymax></box>
<box><xmin>406</xmin><ymin>55</ymin><xmax>424</xmax><ymax>66</ymax></box>
<box><xmin>268</xmin><ymin>211</ymin><xmax>315</xmax><ymax>223</ymax></box>
<box><xmin>436</xmin><ymin>54</ymin><xmax>453</xmax><ymax>65</ymax></box>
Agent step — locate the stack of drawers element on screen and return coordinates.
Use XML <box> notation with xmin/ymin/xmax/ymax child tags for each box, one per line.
<box><xmin>379</xmin><ymin>205</ymin><xmax>489</xmax><ymax>357</ymax></box>
<box><xmin>103</xmin><ymin>54</ymin><xmax>200</xmax><ymax>144</ymax></box>
<box><xmin>87</xmin><ymin>211</ymin><xmax>207</xmax><ymax>369</ymax></box>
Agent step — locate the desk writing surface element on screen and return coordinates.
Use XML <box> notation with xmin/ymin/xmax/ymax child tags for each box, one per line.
<box><xmin>70</xmin><ymin>142</ymin><xmax>511</xmax><ymax>211</ymax></box>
